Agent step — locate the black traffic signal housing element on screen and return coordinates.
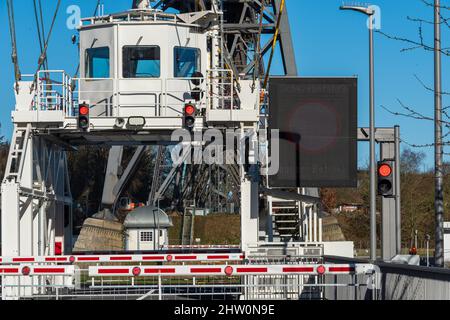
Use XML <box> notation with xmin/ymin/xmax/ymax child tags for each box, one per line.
<box><xmin>377</xmin><ymin>160</ymin><xmax>394</xmax><ymax>197</ymax></box>
<box><xmin>183</xmin><ymin>103</ymin><xmax>197</xmax><ymax>131</ymax></box>
<box><xmin>78</xmin><ymin>102</ymin><xmax>90</xmax><ymax>131</ymax></box>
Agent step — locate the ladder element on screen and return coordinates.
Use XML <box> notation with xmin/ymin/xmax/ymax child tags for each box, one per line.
<box><xmin>269</xmin><ymin>197</ymin><xmax>301</xmax><ymax>242</ymax></box>
<box><xmin>3</xmin><ymin>124</ymin><xmax>31</xmax><ymax>183</ymax></box>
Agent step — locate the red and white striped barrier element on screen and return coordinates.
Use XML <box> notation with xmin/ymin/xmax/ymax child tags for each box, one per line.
<box><xmin>0</xmin><ymin>265</ymin><xmax>75</xmax><ymax>276</ymax></box>
<box><xmin>0</xmin><ymin>253</ymin><xmax>245</xmax><ymax>264</ymax></box>
<box><xmin>88</xmin><ymin>264</ymin><xmax>374</xmax><ymax>277</ymax></box>
<box><xmin>168</xmin><ymin>245</ymin><xmax>241</xmax><ymax>249</ymax></box>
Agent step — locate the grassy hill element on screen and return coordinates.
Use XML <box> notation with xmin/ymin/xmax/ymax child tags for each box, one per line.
<box><xmin>168</xmin><ymin>214</ymin><xmax>241</xmax><ymax>245</ymax></box>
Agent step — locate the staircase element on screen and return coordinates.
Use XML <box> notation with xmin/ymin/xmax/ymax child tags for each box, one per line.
<box><xmin>4</xmin><ymin>124</ymin><xmax>31</xmax><ymax>182</ymax></box>
<box><xmin>181</xmin><ymin>210</ymin><xmax>195</xmax><ymax>245</ymax></box>
<box><xmin>269</xmin><ymin>197</ymin><xmax>301</xmax><ymax>242</ymax></box>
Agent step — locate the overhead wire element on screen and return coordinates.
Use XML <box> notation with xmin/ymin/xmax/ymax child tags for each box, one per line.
<box><xmin>32</xmin><ymin>0</ymin><xmax>62</xmax><ymax>90</ymax></box>
<box><xmin>6</xmin><ymin>0</ymin><xmax>21</xmax><ymax>93</ymax></box>
<box><xmin>32</xmin><ymin>0</ymin><xmax>47</xmax><ymax>71</ymax></box>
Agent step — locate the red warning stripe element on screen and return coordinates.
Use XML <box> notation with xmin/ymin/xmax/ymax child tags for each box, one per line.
<box><xmin>144</xmin><ymin>268</ymin><xmax>176</xmax><ymax>274</ymax></box>
<box><xmin>109</xmin><ymin>256</ymin><xmax>132</xmax><ymax>261</ymax></box>
<box><xmin>174</xmin><ymin>256</ymin><xmax>197</xmax><ymax>261</ymax></box>
<box><xmin>12</xmin><ymin>258</ymin><xmax>35</xmax><ymax>262</ymax></box>
<box><xmin>142</xmin><ymin>256</ymin><xmax>165</xmax><ymax>261</ymax></box>
<box><xmin>0</xmin><ymin>268</ymin><xmax>19</xmax><ymax>273</ymax></box>
<box><xmin>190</xmin><ymin>268</ymin><xmax>222</xmax><ymax>274</ymax></box>
<box><xmin>77</xmin><ymin>257</ymin><xmax>100</xmax><ymax>262</ymax></box>
<box><xmin>328</xmin><ymin>266</ymin><xmax>355</xmax><ymax>273</ymax></box>
<box><xmin>206</xmin><ymin>255</ymin><xmax>230</xmax><ymax>260</ymax></box>
<box><xmin>282</xmin><ymin>267</ymin><xmax>315</xmax><ymax>273</ymax></box>
<box><xmin>236</xmin><ymin>267</ymin><xmax>268</xmax><ymax>273</ymax></box>
<box><xmin>98</xmin><ymin>268</ymin><xmax>130</xmax><ymax>274</ymax></box>
<box><xmin>33</xmin><ymin>268</ymin><xmax>66</xmax><ymax>274</ymax></box>
<box><xmin>45</xmin><ymin>257</ymin><xmax>68</xmax><ymax>262</ymax></box>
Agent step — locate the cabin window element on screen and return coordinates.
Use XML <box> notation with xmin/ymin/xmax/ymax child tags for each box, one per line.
<box><xmin>140</xmin><ymin>231</ymin><xmax>153</xmax><ymax>242</ymax></box>
<box><xmin>123</xmin><ymin>46</ymin><xmax>160</xmax><ymax>78</ymax></box>
<box><xmin>85</xmin><ymin>47</ymin><xmax>110</xmax><ymax>78</ymax></box>
<box><xmin>174</xmin><ymin>47</ymin><xmax>200</xmax><ymax>78</ymax></box>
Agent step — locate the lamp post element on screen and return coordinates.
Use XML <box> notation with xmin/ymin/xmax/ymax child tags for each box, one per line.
<box><xmin>434</xmin><ymin>0</ymin><xmax>444</xmax><ymax>268</ymax></box>
<box><xmin>340</xmin><ymin>4</ymin><xmax>377</xmax><ymax>261</ymax></box>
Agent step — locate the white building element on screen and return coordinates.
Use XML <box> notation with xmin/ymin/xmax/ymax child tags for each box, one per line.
<box><xmin>123</xmin><ymin>206</ymin><xmax>173</xmax><ymax>251</ymax></box>
<box><xmin>445</xmin><ymin>222</ymin><xmax>450</xmax><ymax>262</ymax></box>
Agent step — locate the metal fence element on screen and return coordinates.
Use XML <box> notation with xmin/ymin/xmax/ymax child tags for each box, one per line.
<box><xmin>324</xmin><ymin>256</ymin><xmax>450</xmax><ymax>300</ymax></box>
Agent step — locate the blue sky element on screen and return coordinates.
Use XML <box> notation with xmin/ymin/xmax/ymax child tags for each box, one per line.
<box><xmin>0</xmin><ymin>0</ymin><xmax>448</xmax><ymax>170</ymax></box>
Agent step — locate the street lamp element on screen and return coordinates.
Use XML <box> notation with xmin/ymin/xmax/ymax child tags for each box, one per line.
<box><xmin>340</xmin><ymin>4</ymin><xmax>377</xmax><ymax>262</ymax></box>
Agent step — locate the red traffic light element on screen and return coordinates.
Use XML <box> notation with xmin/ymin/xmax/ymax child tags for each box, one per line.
<box><xmin>79</xmin><ymin>104</ymin><xmax>90</xmax><ymax>116</ymax></box>
<box><xmin>378</xmin><ymin>164</ymin><xmax>392</xmax><ymax>177</ymax></box>
<box><xmin>184</xmin><ymin>104</ymin><xmax>196</xmax><ymax>116</ymax></box>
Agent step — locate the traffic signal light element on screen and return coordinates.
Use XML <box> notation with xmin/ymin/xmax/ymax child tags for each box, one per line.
<box><xmin>78</xmin><ymin>103</ymin><xmax>90</xmax><ymax>131</ymax></box>
<box><xmin>183</xmin><ymin>103</ymin><xmax>196</xmax><ymax>130</ymax></box>
<box><xmin>377</xmin><ymin>160</ymin><xmax>394</xmax><ymax>197</ymax></box>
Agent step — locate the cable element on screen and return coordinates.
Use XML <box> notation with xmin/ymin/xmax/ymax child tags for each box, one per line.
<box><xmin>253</xmin><ymin>2</ymin><xmax>266</xmax><ymax>91</ymax></box>
<box><xmin>6</xmin><ymin>0</ymin><xmax>21</xmax><ymax>93</ymax></box>
<box><xmin>32</xmin><ymin>0</ymin><xmax>62</xmax><ymax>90</ymax></box>
<box><xmin>33</xmin><ymin>0</ymin><xmax>46</xmax><ymax>69</ymax></box>
<box><xmin>263</xmin><ymin>0</ymin><xmax>285</xmax><ymax>90</ymax></box>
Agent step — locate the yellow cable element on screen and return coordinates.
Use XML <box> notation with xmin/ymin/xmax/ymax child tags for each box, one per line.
<box><xmin>263</xmin><ymin>0</ymin><xmax>286</xmax><ymax>90</ymax></box>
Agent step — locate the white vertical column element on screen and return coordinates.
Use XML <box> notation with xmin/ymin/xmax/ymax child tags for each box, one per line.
<box><xmin>1</xmin><ymin>182</ymin><xmax>20</xmax><ymax>256</ymax></box>
<box><xmin>240</xmin><ymin>127</ymin><xmax>259</xmax><ymax>253</ymax></box>
<box><xmin>318</xmin><ymin>218</ymin><xmax>323</xmax><ymax>243</ymax></box>
<box><xmin>308</xmin><ymin>206</ymin><xmax>313</xmax><ymax>243</ymax></box>
<box><xmin>313</xmin><ymin>209</ymin><xmax>318</xmax><ymax>242</ymax></box>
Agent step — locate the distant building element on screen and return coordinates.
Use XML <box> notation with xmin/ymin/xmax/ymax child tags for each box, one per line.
<box><xmin>336</xmin><ymin>203</ymin><xmax>364</xmax><ymax>214</ymax></box>
<box><xmin>123</xmin><ymin>206</ymin><xmax>173</xmax><ymax>251</ymax></box>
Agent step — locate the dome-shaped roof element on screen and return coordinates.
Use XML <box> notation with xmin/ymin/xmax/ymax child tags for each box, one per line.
<box><xmin>123</xmin><ymin>206</ymin><xmax>173</xmax><ymax>229</ymax></box>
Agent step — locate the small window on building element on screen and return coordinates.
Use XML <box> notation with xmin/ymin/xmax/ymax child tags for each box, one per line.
<box><xmin>174</xmin><ymin>47</ymin><xmax>200</xmax><ymax>78</ymax></box>
<box><xmin>85</xmin><ymin>47</ymin><xmax>110</xmax><ymax>78</ymax></box>
<box><xmin>123</xmin><ymin>46</ymin><xmax>160</xmax><ymax>78</ymax></box>
<box><xmin>140</xmin><ymin>231</ymin><xmax>153</xmax><ymax>242</ymax></box>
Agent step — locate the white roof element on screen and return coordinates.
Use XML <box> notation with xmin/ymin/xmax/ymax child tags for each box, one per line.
<box><xmin>123</xmin><ymin>206</ymin><xmax>173</xmax><ymax>229</ymax></box>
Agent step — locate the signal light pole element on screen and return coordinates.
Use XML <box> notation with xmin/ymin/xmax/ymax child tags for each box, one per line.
<box><xmin>340</xmin><ymin>4</ymin><xmax>377</xmax><ymax>262</ymax></box>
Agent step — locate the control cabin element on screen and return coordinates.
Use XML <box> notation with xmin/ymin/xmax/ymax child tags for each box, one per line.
<box><xmin>12</xmin><ymin>8</ymin><xmax>260</xmax><ymax>145</ymax></box>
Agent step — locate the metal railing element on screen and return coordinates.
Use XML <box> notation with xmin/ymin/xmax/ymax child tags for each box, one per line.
<box><xmin>33</xmin><ymin>70</ymin><xmax>237</xmax><ymax>120</ymax></box>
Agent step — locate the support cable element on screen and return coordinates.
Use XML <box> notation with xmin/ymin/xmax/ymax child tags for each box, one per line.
<box><xmin>38</xmin><ymin>0</ymin><xmax>49</xmax><ymax>70</ymax></box>
<box><xmin>253</xmin><ymin>1</ymin><xmax>266</xmax><ymax>90</ymax></box>
<box><xmin>32</xmin><ymin>0</ymin><xmax>47</xmax><ymax>71</ymax></box>
<box><xmin>32</xmin><ymin>0</ymin><xmax>62</xmax><ymax>90</ymax></box>
<box><xmin>262</xmin><ymin>0</ymin><xmax>285</xmax><ymax>90</ymax></box>
<box><xmin>6</xmin><ymin>0</ymin><xmax>21</xmax><ymax>93</ymax></box>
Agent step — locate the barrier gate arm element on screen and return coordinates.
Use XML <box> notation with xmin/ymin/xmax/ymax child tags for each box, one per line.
<box><xmin>88</xmin><ymin>264</ymin><xmax>375</xmax><ymax>277</ymax></box>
